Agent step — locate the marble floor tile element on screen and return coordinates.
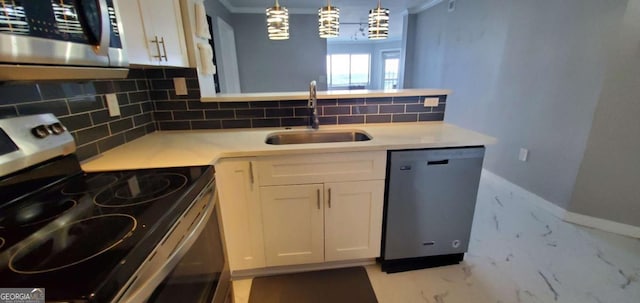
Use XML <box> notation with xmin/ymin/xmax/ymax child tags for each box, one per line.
<box><xmin>234</xmin><ymin>172</ymin><xmax>640</xmax><ymax>303</ymax></box>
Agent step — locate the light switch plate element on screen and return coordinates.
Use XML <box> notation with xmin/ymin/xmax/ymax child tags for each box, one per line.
<box><xmin>424</xmin><ymin>97</ymin><xmax>440</xmax><ymax>107</ymax></box>
<box><xmin>106</xmin><ymin>93</ymin><xmax>120</xmax><ymax>117</ymax></box>
<box><xmin>174</xmin><ymin>77</ymin><xmax>188</xmax><ymax>96</ymax></box>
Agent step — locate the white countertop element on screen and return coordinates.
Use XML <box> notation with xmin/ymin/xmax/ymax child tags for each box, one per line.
<box><xmin>81</xmin><ymin>122</ymin><xmax>496</xmax><ymax>172</ymax></box>
<box><xmin>200</xmin><ymin>89</ymin><xmax>451</xmax><ymax>102</ymax></box>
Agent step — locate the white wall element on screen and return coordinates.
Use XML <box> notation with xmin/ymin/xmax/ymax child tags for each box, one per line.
<box><xmin>408</xmin><ymin>0</ymin><xmax>628</xmax><ymax>209</ymax></box>
<box><xmin>569</xmin><ymin>0</ymin><xmax>640</xmax><ymax>227</ymax></box>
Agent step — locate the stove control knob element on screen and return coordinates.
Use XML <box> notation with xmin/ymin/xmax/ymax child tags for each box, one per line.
<box><xmin>49</xmin><ymin>122</ymin><xmax>66</xmax><ymax>135</ymax></box>
<box><xmin>32</xmin><ymin>125</ymin><xmax>51</xmax><ymax>138</ymax></box>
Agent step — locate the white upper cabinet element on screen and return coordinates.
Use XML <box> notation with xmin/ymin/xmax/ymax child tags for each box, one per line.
<box><xmin>116</xmin><ymin>0</ymin><xmax>190</xmax><ymax>67</ymax></box>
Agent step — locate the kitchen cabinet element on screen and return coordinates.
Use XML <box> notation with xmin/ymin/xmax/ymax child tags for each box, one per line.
<box><xmin>257</xmin><ymin>151</ymin><xmax>386</xmax><ymax>267</ymax></box>
<box><xmin>116</xmin><ymin>0</ymin><xmax>190</xmax><ymax>67</ymax></box>
<box><xmin>216</xmin><ymin>151</ymin><xmax>386</xmax><ymax>271</ymax></box>
<box><xmin>215</xmin><ymin>158</ymin><xmax>265</xmax><ymax>271</ymax></box>
<box><xmin>257</xmin><ymin>151</ymin><xmax>386</xmax><ymax>186</ymax></box>
<box><xmin>324</xmin><ymin>180</ymin><xmax>384</xmax><ymax>262</ymax></box>
<box><xmin>260</xmin><ymin>184</ymin><xmax>325</xmax><ymax>266</ymax></box>
<box><xmin>260</xmin><ymin>181</ymin><xmax>384</xmax><ymax>267</ymax></box>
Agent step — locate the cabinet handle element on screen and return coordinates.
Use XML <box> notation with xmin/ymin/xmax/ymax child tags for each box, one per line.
<box><xmin>159</xmin><ymin>37</ymin><xmax>168</xmax><ymax>61</ymax></box>
<box><xmin>151</xmin><ymin>36</ymin><xmax>162</xmax><ymax>61</ymax></box>
<box><xmin>316</xmin><ymin>189</ymin><xmax>320</xmax><ymax>210</ymax></box>
<box><xmin>328</xmin><ymin>188</ymin><xmax>332</xmax><ymax>208</ymax></box>
<box><xmin>249</xmin><ymin>161</ymin><xmax>254</xmax><ymax>185</ymax></box>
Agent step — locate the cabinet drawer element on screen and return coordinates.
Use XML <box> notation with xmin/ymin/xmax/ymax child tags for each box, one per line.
<box><xmin>257</xmin><ymin>151</ymin><xmax>386</xmax><ymax>186</ymax></box>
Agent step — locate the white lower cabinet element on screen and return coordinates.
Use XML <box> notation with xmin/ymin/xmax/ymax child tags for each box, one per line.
<box><xmin>216</xmin><ymin>152</ymin><xmax>387</xmax><ymax>272</ymax></box>
<box><xmin>261</xmin><ymin>180</ymin><xmax>385</xmax><ymax>267</ymax></box>
<box><xmin>324</xmin><ymin>180</ymin><xmax>385</xmax><ymax>262</ymax></box>
<box><xmin>215</xmin><ymin>158</ymin><xmax>265</xmax><ymax>271</ymax></box>
<box><xmin>260</xmin><ymin>184</ymin><xmax>325</xmax><ymax>266</ymax></box>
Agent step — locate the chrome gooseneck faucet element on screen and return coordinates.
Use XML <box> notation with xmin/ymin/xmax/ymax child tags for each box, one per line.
<box><xmin>308</xmin><ymin>80</ymin><xmax>319</xmax><ymax>130</ymax></box>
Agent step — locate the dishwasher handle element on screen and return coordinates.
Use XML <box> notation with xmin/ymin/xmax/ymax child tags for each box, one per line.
<box><xmin>427</xmin><ymin>160</ymin><xmax>449</xmax><ymax>166</ymax></box>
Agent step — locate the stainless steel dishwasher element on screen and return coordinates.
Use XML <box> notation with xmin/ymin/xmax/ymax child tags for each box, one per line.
<box><xmin>380</xmin><ymin>147</ymin><xmax>485</xmax><ymax>273</ymax></box>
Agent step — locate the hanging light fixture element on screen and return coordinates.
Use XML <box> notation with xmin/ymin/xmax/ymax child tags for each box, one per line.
<box><xmin>266</xmin><ymin>0</ymin><xmax>289</xmax><ymax>40</ymax></box>
<box><xmin>319</xmin><ymin>0</ymin><xmax>339</xmax><ymax>38</ymax></box>
<box><xmin>368</xmin><ymin>0</ymin><xmax>389</xmax><ymax>40</ymax></box>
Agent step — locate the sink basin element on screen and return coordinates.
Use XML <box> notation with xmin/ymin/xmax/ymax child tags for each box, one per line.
<box><xmin>265</xmin><ymin>130</ymin><xmax>372</xmax><ymax>145</ymax></box>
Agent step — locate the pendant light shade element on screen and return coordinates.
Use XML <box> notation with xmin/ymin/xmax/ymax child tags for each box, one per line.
<box><xmin>266</xmin><ymin>0</ymin><xmax>289</xmax><ymax>40</ymax></box>
<box><xmin>319</xmin><ymin>0</ymin><xmax>339</xmax><ymax>38</ymax></box>
<box><xmin>368</xmin><ymin>0</ymin><xmax>389</xmax><ymax>40</ymax></box>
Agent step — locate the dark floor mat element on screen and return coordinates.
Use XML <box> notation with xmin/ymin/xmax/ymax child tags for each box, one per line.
<box><xmin>248</xmin><ymin>266</ymin><xmax>378</xmax><ymax>303</ymax></box>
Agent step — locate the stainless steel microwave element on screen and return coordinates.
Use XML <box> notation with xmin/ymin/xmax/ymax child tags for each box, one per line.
<box><xmin>0</xmin><ymin>0</ymin><xmax>129</xmax><ymax>81</ymax></box>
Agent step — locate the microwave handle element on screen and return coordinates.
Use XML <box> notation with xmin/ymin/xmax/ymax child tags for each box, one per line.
<box><xmin>95</xmin><ymin>0</ymin><xmax>111</xmax><ymax>56</ymax></box>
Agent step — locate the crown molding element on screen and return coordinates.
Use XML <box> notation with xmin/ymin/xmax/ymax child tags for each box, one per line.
<box><xmin>408</xmin><ymin>0</ymin><xmax>444</xmax><ymax>14</ymax></box>
<box><xmin>218</xmin><ymin>0</ymin><xmax>317</xmax><ymax>14</ymax></box>
<box><xmin>218</xmin><ymin>0</ymin><xmax>444</xmax><ymax>15</ymax></box>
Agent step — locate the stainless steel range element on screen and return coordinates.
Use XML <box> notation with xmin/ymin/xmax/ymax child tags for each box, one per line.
<box><xmin>0</xmin><ymin>114</ymin><xmax>230</xmax><ymax>302</ymax></box>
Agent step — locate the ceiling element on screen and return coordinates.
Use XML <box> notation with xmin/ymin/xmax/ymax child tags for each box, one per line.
<box><xmin>218</xmin><ymin>0</ymin><xmax>442</xmax><ymax>41</ymax></box>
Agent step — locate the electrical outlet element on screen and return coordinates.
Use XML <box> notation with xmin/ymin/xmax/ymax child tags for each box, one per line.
<box><xmin>519</xmin><ymin>148</ymin><xmax>529</xmax><ymax>162</ymax></box>
<box><xmin>424</xmin><ymin>97</ymin><xmax>440</xmax><ymax>107</ymax></box>
<box><xmin>106</xmin><ymin>93</ymin><xmax>120</xmax><ymax>117</ymax></box>
<box><xmin>174</xmin><ymin>77</ymin><xmax>188</xmax><ymax>96</ymax></box>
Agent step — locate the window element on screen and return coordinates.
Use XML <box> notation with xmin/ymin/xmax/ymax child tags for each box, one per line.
<box><xmin>326</xmin><ymin>54</ymin><xmax>370</xmax><ymax>89</ymax></box>
<box><xmin>381</xmin><ymin>51</ymin><xmax>400</xmax><ymax>89</ymax></box>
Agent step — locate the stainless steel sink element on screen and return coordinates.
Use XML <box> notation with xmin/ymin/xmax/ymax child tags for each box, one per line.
<box><xmin>265</xmin><ymin>130</ymin><xmax>372</xmax><ymax>145</ymax></box>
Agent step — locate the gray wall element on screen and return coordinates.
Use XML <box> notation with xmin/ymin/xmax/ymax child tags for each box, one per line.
<box><xmin>327</xmin><ymin>40</ymin><xmax>402</xmax><ymax>90</ymax></box>
<box><xmin>569</xmin><ymin>0</ymin><xmax>640</xmax><ymax>226</ymax></box>
<box><xmin>409</xmin><ymin>0</ymin><xmax>628</xmax><ymax>209</ymax></box>
<box><xmin>232</xmin><ymin>14</ymin><xmax>327</xmax><ymax>93</ymax></box>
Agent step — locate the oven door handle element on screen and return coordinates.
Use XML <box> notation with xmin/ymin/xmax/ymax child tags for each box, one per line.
<box><xmin>117</xmin><ymin>186</ymin><xmax>217</xmax><ymax>303</ymax></box>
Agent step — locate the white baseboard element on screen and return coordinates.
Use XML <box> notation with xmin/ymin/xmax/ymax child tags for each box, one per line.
<box><xmin>481</xmin><ymin>169</ymin><xmax>640</xmax><ymax>239</ymax></box>
<box><xmin>564</xmin><ymin>212</ymin><xmax>640</xmax><ymax>238</ymax></box>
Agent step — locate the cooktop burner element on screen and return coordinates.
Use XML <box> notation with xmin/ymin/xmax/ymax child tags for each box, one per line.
<box><xmin>9</xmin><ymin>214</ymin><xmax>137</xmax><ymax>274</ymax></box>
<box><xmin>94</xmin><ymin>173</ymin><xmax>188</xmax><ymax>207</ymax></box>
<box><xmin>61</xmin><ymin>174</ymin><xmax>119</xmax><ymax>195</ymax></box>
<box><xmin>0</xmin><ymin>199</ymin><xmax>77</xmax><ymax>229</ymax></box>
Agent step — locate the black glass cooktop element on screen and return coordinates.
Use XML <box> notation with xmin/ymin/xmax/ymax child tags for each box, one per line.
<box><xmin>0</xmin><ymin>157</ymin><xmax>213</xmax><ymax>302</ymax></box>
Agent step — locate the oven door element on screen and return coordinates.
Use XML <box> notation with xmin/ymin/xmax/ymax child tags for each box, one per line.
<box><xmin>147</xmin><ymin>197</ymin><xmax>231</xmax><ymax>303</ymax></box>
<box><xmin>116</xmin><ymin>183</ymin><xmax>230</xmax><ymax>303</ymax></box>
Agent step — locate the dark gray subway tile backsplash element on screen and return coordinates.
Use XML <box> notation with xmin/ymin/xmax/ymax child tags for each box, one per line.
<box><xmin>0</xmin><ymin>68</ymin><xmax>155</xmax><ymax>161</ymax></box>
<box><xmin>150</xmin><ymin>68</ymin><xmax>447</xmax><ymax>131</ymax></box>
<box><xmin>1</xmin><ymin>66</ymin><xmax>447</xmax><ymax>161</ymax></box>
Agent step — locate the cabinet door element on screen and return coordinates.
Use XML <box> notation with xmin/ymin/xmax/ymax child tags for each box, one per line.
<box><xmin>215</xmin><ymin>159</ymin><xmax>265</xmax><ymax>271</ymax></box>
<box><xmin>138</xmin><ymin>0</ymin><xmax>189</xmax><ymax>67</ymax></box>
<box><xmin>324</xmin><ymin>180</ymin><xmax>385</xmax><ymax>261</ymax></box>
<box><xmin>261</xmin><ymin>184</ymin><xmax>324</xmax><ymax>267</ymax></box>
<box><xmin>115</xmin><ymin>0</ymin><xmax>152</xmax><ymax>65</ymax></box>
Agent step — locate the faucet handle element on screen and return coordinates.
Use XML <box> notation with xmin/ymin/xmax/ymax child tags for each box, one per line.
<box><xmin>308</xmin><ymin>80</ymin><xmax>317</xmax><ymax>108</ymax></box>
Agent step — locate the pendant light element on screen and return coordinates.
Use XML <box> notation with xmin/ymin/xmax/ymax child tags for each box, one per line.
<box><xmin>266</xmin><ymin>0</ymin><xmax>289</xmax><ymax>40</ymax></box>
<box><xmin>368</xmin><ymin>0</ymin><xmax>389</xmax><ymax>40</ymax></box>
<box><xmin>319</xmin><ymin>0</ymin><xmax>339</xmax><ymax>38</ymax></box>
